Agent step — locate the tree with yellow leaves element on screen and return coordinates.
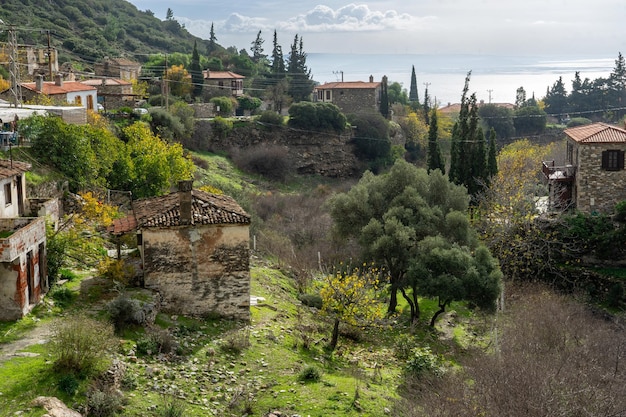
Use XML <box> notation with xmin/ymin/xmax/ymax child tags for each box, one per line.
<box><xmin>165</xmin><ymin>64</ymin><xmax>192</xmax><ymax>98</ymax></box>
<box><xmin>320</xmin><ymin>265</ymin><xmax>384</xmax><ymax>351</ymax></box>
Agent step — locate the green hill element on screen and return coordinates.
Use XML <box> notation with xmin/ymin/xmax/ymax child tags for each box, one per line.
<box><xmin>0</xmin><ymin>0</ymin><xmax>210</xmax><ymax>69</ymax></box>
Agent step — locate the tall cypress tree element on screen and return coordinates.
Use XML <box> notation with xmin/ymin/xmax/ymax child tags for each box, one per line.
<box><xmin>190</xmin><ymin>41</ymin><xmax>203</xmax><ymax>98</ymax></box>
<box><xmin>450</xmin><ymin>72</ymin><xmax>472</xmax><ymax>185</ymax></box>
<box><xmin>427</xmin><ymin>108</ymin><xmax>444</xmax><ymax>174</ymax></box>
<box><xmin>423</xmin><ymin>87</ymin><xmax>431</xmax><ymax>126</ymax></box>
<box><xmin>286</xmin><ymin>34</ymin><xmax>314</xmax><ymax>102</ymax></box>
<box><xmin>270</xmin><ymin>30</ymin><xmax>285</xmax><ymax>79</ymax></box>
<box><xmin>409</xmin><ymin>65</ymin><xmax>419</xmax><ymax>102</ymax></box>
<box><xmin>380</xmin><ymin>75</ymin><xmax>390</xmax><ymax>119</ymax></box>
<box><xmin>208</xmin><ymin>23</ymin><xmax>217</xmax><ymax>55</ymax></box>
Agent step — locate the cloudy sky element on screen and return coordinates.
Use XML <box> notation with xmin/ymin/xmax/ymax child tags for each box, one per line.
<box><xmin>125</xmin><ymin>0</ymin><xmax>626</xmax><ymax>56</ymax></box>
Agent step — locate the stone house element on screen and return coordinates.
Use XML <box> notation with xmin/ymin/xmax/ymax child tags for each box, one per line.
<box><xmin>313</xmin><ymin>75</ymin><xmax>382</xmax><ymax>114</ymax></box>
<box><xmin>16</xmin><ymin>74</ymin><xmax>98</xmax><ymax>111</ymax></box>
<box><xmin>203</xmin><ymin>70</ymin><xmax>245</xmax><ymax>97</ymax></box>
<box><xmin>95</xmin><ymin>58</ymin><xmax>142</xmax><ymax>81</ymax></box>
<box><xmin>542</xmin><ymin>122</ymin><xmax>626</xmax><ymax>213</ymax></box>
<box><xmin>0</xmin><ymin>159</ymin><xmax>51</xmax><ymax>321</ymax></box>
<box><xmin>80</xmin><ymin>78</ymin><xmax>136</xmax><ymax>111</ymax></box>
<box><xmin>109</xmin><ymin>181</ymin><xmax>251</xmax><ymax>320</ymax></box>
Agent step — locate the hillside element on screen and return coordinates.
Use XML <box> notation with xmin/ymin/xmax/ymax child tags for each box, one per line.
<box><xmin>0</xmin><ymin>0</ymin><xmax>210</xmax><ymax>68</ymax></box>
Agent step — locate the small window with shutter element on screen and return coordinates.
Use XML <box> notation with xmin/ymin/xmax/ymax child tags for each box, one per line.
<box><xmin>602</xmin><ymin>149</ymin><xmax>625</xmax><ymax>171</ymax></box>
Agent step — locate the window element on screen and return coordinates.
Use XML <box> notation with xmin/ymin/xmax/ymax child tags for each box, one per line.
<box><xmin>325</xmin><ymin>90</ymin><xmax>331</xmax><ymax>101</ymax></box>
<box><xmin>4</xmin><ymin>182</ymin><xmax>11</xmax><ymax>205</ymax></box>
<box><xmin>602</xmin><ymin>150</ymin><xmax>625</xmax><ymax>171</ymax></box>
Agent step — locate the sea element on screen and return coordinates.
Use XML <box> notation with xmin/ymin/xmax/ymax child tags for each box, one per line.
<box><xmin>306</xmin><ymin>53</ymin><xmax>617</xmax><ymax>106</ymax></box>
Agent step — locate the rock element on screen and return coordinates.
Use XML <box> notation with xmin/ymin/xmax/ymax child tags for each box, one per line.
<box><xmin>31</xmin><ymin>397</ymin><xmax>82</xmax><ymax>417</ymax></box>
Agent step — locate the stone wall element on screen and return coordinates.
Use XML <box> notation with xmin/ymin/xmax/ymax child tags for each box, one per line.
<box><xmin>142</xmin><ymin>224</ymin><xmax>250</xmax><ymax>320</ymax></box>
<box><xmin>196</xmin><ymin>122</ymin><xmax>362</xmax><ymax>178</ymax></box>
<box><xmin>575</xmin><ymin>141</ymin><xmax>626</xmax><ymax>213</ymax></box>
<box><xmin>331</xmin><ymin>88</ymin><xmax>380</xmax><ymax>115</ymax></box>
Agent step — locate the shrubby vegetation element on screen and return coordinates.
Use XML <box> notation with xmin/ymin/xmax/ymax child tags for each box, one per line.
<box><xmin>287</xmin><ymin>102</ymin><xmax>347</xmax><ymax>133</ymax></box>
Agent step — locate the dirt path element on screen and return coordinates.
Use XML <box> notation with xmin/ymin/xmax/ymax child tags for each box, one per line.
<box><xmin>0</xmin><ymin>320</ymin><xmax>52</xmax><ymax>364</ymax></box>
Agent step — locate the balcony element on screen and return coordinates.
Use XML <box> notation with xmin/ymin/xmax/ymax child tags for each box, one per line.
<box><xmin>542</xmin><ymin>161</ymin><xmax>576</xmax><ymax>182</ymax></box>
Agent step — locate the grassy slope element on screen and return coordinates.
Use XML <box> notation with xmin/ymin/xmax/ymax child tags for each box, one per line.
<box><xmin>0</xmin><ymin>153</ymin><xmax>485</xmax><ymax>416</ymax></box>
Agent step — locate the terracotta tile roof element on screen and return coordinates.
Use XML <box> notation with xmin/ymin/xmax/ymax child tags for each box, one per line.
<box><xmin>315</xmin><ymin>81</ymin><xmax>380</xmax><ymax>90</ymax></box>
<box><xmin>0</xmin><ymin>159</ymin><xmax>30</xmax><ymax>180</ymax></box>
<box><xmin>109</xmin><ymin>189</ymin><xmax>250</xmax><ymax>235</ymax></box>
<box><xmin>22</xmin><ymin>81</ymin><xmax>97</xmax><ymax>95</ymax></box>
<box><xmin>81</xmin><ymin>78</ymin><xmax>132</xmax><ymax>86</ymax></box>
<box><xmin>203</xmin><ymin>71</ymin><xmax>245</xmax><ymax>80</ymax></box>
<box><xmin>565</xmin><ymin>122</ymin><xmax>626</xmax><ymax>144</ymax></box>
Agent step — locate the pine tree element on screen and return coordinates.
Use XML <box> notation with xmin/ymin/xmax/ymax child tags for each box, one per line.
<box><xmin>166</xmin><ymin>8</ymin><xmax>173</xmax><ymax>20</ymax></box>
<box><xmin>427</xmin><ymin>108</ymin><xmax>444</xmax><ymax>174</ymax></box>
<box><xmin>208</xmin><ymin>23</ymin><xmax>217</xmax><ymax>55</ymax></box>
<box><xmin>190</xmin><ymin>41</ymin><xmax>203</xmax><ymax>98</ymax></box>
<box><xmin>380</xmin><ymin>76</ymin><xmax>389</xmax><ymax>119</ymax></box>
<box><xmin>250</xmin><ymin>30</ymin><xmax>266</xmax><ymax>63</ymax></box>
<box><xmin>409</xmin><ymin>65</ymin><xmax>419</xmax><ymax>102</ymax></box>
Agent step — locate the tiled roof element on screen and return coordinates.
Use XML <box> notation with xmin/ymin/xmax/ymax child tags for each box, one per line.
<box><xmin>81</xmin><ymin>78</ymin><xmax>132</xmax><ymax>86</ymax></box>
<box><xmin>203</xmin><ymin>71</ymin><xmax>245</xmax><ymax>80</ymax></box>
<box><xmin>0</xmin><ymin>159</ymin><xmax>30</xmax><ymax>180</ymax></box>
<box><xmin>22</xmin><ymin>81</ymin><xmax>97</xmax><ymax>95</ymax></box>
<box><xmin>565</xmin><ymin>122</ymin><xmax>626</xmax><ymax>143</ymax></box>
<box><xmin>315</xmin><ymin>81</ymin><xmax>380</xmax><ymax>90</ymax></box>
<box><xmin>109</xmin><ymin>189</ymin><xmax>250</xmax><ymax>234</ymax></box>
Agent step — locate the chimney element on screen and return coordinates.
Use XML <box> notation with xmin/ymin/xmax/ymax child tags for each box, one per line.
<box><xmin>178</xmin><ymin>180</ymin><xmax>193</xmax><ymax>225</ymax></box>
<box><xmin>54</xmin><ymin>73</ymin><xmax>63</xmax><ymax>86</ymax></box>
<box><xmin>36</xmin><ymin>74</ymin><xmax>44</xmax><ymax>92</ymax></box>
<box><xmin>369</xmin><ymin>75</ymin><xmax>374</xmax><ymax>83</ymax></box>
<box><xmin>66</xmin><ymin>70</ymin><xmax>75</xmax><ymax>82</ymax></box>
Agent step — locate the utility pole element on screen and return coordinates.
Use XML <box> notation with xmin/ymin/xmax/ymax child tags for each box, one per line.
<box><xmin>487</xmin><ymin>89</ymin><xmax>493</xmax><ymax>104</ymax></box>
<box><xmin>7</xmin><ymin>24</ymin><xmax>22</xmax><ymax>108</ymax></box>
<box><xmin>333</xmin><ymin>70</ymin><xmax>343</xmax><ymax>82</ymax></box>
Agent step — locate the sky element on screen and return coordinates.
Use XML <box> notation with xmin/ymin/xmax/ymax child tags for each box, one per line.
<box><xmin>125</xmin><ymin>0</ymin><xmax>626</xmax><ymax>56</ymax></box>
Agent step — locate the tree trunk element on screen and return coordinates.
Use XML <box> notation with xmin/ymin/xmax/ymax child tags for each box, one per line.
<box><xmin>429</xmin><ymin>300</ymin><xmax>448</xmax><ymax>327</ymax></box>
<box><xmin>329</xmin><ymin>318</ymin><xmax>340</xmax><ymax>351</ymax></box>
<box><xmin>400</xmin><ymin>288</ymin><xmax>416</xmax><ymax>321</ymax></box>
<box><xmin>387</xmin><ymin>280</ymin><xmax>399</xmax><ymax>315</ymax></box>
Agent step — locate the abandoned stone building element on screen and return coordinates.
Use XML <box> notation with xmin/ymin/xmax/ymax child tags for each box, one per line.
<box><xmin>313</xmin><ymin>75</ymin><xmax>383</xmax><ymax>115</ymax></box>
<box><xmin>110</xmin><ymin>181</ymin><xmax>251</xmax><ymax>320</ymax></box>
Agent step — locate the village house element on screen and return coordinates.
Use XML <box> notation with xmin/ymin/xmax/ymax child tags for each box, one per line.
<box><xmin>0</xmin><ymin>159</ymin><xmax>52</xmax><ymax>321</ymax></box>
<box><xmin>542</xmin><ymin>122</ymin><xmax>626</xmax><ymax>214</ymax></box>
<box><xmin>94</xmin><ymin>57</ymin><xmax>142</xmax><ymax>81</ymax></box>
<box><xmin>109</xmin><ymin>181</ymin><xmax>251</xmax><ymax>320</ymax></box>
<box><xmin>80</xmin><ymin>77</ymin><xmax>136</xmax><ymax>111</ymax></box>
<box><xmin>203</xmin><ymin>70</ymin><xmax>245</xmax><ymax>97</ymax></box>
<box><xmin>313</xmin><ymin>75</ymin><xmax>382</xmax><ymax>114</ymax></box>
<box><xmin>15</xmin><ymin>74</ymin><xmax>98</xmax><ymax>111</ymax></box>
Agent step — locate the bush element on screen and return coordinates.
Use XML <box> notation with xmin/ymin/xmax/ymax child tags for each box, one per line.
<box><xmin>298</xmin><ymin>365</ymin><xmax>321</xmax><ymax>382</ymax></box>
<box><xmin>136</xmin><ymin>328</ymin><xmax>176</xmax><ymax>356</ymax></box>
<box><xmin>98</xmin><ymin>258</ymin><xmax>135</xmax><ymax>286</ymax></box>
<box><xmin>156</xmin><ymin>395</ymin><xmax>187</xmax><ymax>417</ymax></box>
<box><xmin>566</xmin><ymin>117</ymin><xmax>593</xmax><ymax>127</ymax></box>
<box><xmin>406</xmin><ymin>346</ymin><xmax>440</xmax><ymax>377</ymax></box>
<box><xmin>219</xmin><ymin>328</ymin><xmax>250</xmax><ymax>355</ymax></box>
<box><xmin>212</xmin><ymin>116</ymin><xmax>233</xmax><ymax>139</ymax></box>
<box><xmin>288</xmin><ymin>102</ymin><xmax>347</xmax><ymax>133</ymax></box>
<box><xmin>57</xmin><ymin>374</ymin><xmax>80</xmax><ymax>396</ymax></box>
<box><xmin>50</xmin><ymin>316</ymin><xmax>116</xmax><ymax>375</ymax></box>
<box><xmin>231</xmin><ymin>144</ymin><xmax>293</xmax><ymax>182</ymax></box>
<box><xmin>59</xmin><ymin>268</ymin><xmax>78</xmax><ymax>281</ymax></box>
<box><xmin>106</xmin><ymin>295</ymin><xmax>146</xmax><ymax>332</ymax></box>
<box><xmin>49</xmin><ymin>286</ymin><xmax>76</xmax><ymax>308</ymax></box>
<box><xmin>85</xmin><ymin>384</ymin><xmax>125</xmax><ymax>417</ymax></box>
<box><xmin>257</xmin><ymin>110</ymin><xmax>284</xmax><ymax>128</ymax></box>
<box><xmin>615</xmin><ymin>200</ymin><xmax>626</xmax><ymax>222</ymax></box>
<box><xmin>210</xmin><ymin>96</ymin><xmax>234</xmax><ymax>116</ymax></box>
<box><xmin>298</xmin><ymin>293</ymin><xmax>323</xmax><ymax>309</ymax></box>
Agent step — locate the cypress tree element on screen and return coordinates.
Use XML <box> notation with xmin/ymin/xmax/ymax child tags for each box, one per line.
<box><xmin>190</xmin><ymin>41</ymin><xmax>203</xmax><ymax>98</ymax></box>
<box><xmin>270</xmin><ymin>30</ymin><xmax>285</xmax><ymax>79</ymax></box>
<box><xmin>286</xmin><ymin>35</ymin><xmax>314</xmax><ymax>102</ymax></box>
<box><xmin>409</xmin><ymin>65</ymin><xmax>419</xmax><ymax>102</ymax></box>
<box><xmin>208</xmin><ymin>23</ymin><xmax>217</xmax><ymax>55</ymax></box>
<box><xmin>487</xmin><ymin>127</ymin><xmax>498</xmax><ymax>180</ymax></box>
<box><xmin>380</xmin><ymin>76</ymin><xmax>390</xmax><ymax>119</ymax></box>
<box><xmin>427</xmin><ymin>108</ymin><xmax>444</xmax><ymax>174</ymax></box>
<box><xmin>423</xmin><ymin>87</ymin><xmax>431</xmax><ymax>126</ymax></box>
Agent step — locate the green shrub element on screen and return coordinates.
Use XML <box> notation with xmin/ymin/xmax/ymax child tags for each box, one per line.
<box><xmin>288</xmin><ymin>102</ymin><xmax>347</xmax><ymax>133</ymax></box>
<box><xmin>156</xmin><ymin>395</ymin><xmax>187</xmax><ymax>417</ymax></box>
<box><xmin>298</xmin><ymin>365</ymin><xmax>321</xmax><ymax>382</ymax></box>
<box><xmin>50</xmin><ymin>286</ymin><xmax>76</xmax><ymax>308</ymax></box>
<box><xmin>257</xmin><ymin>110</ymin><xmax>284</xmax><ymax>128</ymax></box>
<box><xmin>210</xmin><ymin>96</ymin><xmax>234</xmax><ymax>116</ymax></box>
<box><xmin>106</xmin><ymin>295</ymin><xmax>145</xmax><ymax>332</ymax></box>
<box><xmin>136</xmin><ymin>328</ymin><xmax>176</xmax><ymax>356</ymax></box>
<box><xmin>298</xmin><ymin>293</ymin><xmax>323</xmax><ymax>309</ymax></box>
<box><xmin>59</xmin><ymin>268</ymin><xmax>78</xmax><ymax>281</ymax></box>
<box><xmin>566</xmin><ymin>117</ymin><xmax>593</xmax><ymax>127</ymax></box>
<box><xmin>615</xmin><ymin>200</ymin><xmax>626</xmax><ymax>222</ymax></box>
<box><xmin>50</xmin><ymin>316</ymin><xmax>116</xmax><ymax>375</ymax></box>
<box><xmin>85</xmin><ymin>385</ymin><xmax>125</xmax><ymax>417</ymax></box>
<box><xmin>231</xmin><ymin>143</ymin><xmax>292</xmax><ymax>181</ymax></box>
<box><xmin>394</xmin><ymin>334</ymin><xmax>417</xmax><ymax>361</ymax></box>
<box><xmin>218</xmin><ymin>328</ymin><xmax>250</xmax><ymax>355</ymax></box>
<box><xmin>57</xmin><ymin>374</ymin><xmax>80</xmax><ymax>396</ymax></box>
<box><xmin>406</xmin><ymin>346</ymin><xmax>440</xmax><ymax>377</ymax></box>
<box><xmin>212</xmin><ymin>116</ymin><xmax>233</xmax><ymax>139</ymax></box>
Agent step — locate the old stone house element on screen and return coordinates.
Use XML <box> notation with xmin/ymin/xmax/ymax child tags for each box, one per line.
<box><xmin>313</xmin><ymin>75</ymin><xmax>382</xmax><ymax>114</ymax></box>
<box><xmin>0</xmin><ymin>159</ymin><xmax>51</xmax><ymax>321</ymax></box>
<box><xmin>109</xmin><ymin>181</ymin><xmax>251</xmax><ymax>320</ymax></box>
<box><xmin>80</xmin><ymin>78</ymin><xmax>136</xmax><ymax>111</ymax></box>
<box><xmin>203</xmin><ymin>70</ymin><xmax>245</xmax><ymax>97</ymax></box>
<box><xmin>542</xmin><ymin>122</ymin><xmax>626</xmax><ymax>213</ymax></box>
<box><xmin>95</xmin><ymin>58</ymin><xmax>142</xmax><ymax>81</ymax></box>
